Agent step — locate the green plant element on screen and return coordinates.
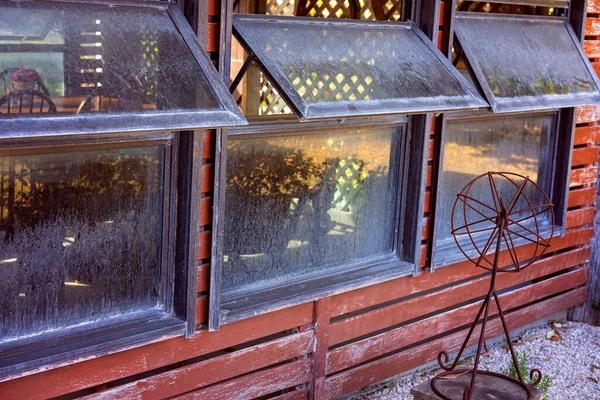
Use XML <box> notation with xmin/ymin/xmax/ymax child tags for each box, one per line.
<box><xmin>501</xmin><ymin>351</ymin><xmax>551</xmax><ymax>400</ymax></box>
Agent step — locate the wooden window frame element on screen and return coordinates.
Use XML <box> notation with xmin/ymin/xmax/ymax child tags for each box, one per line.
<box><xmin>0</xmin><ymin>130</ymin><xmax>202</xmax><ymax>381</ymax></box>
<box><xmin>0</xmin><ymin>0</ymin><xmax>244</xmax><ymax>382</ymax></box>
<box><xmin>429</xmin><ymin>0</ymin><xmax>589</xmax><ymax>271</ymax></box>
<box><xmin>429</xmin><ymin>110</ymin><xmax>569</xmax><ymax>270</ymax></box>
<box><xmin>0</xmin><ymin>0</ymin><xmax>246</xmax><ymax>139</ymax></box>
<box><xmin>207</xmin><ymin>0</ymin><xmax>440</xmax><ymax>329</ymax></box>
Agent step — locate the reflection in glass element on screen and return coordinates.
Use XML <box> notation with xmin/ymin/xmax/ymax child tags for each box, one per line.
<box><xmin>435</xmin><ymin>114</ymin><xmax>553</xmax><ymax>255</ymax></box>
<box><xmin>237</xmin><ymin>17</ymin><xmax>468</xmax><ymax>104</ymax></box>
<box><xmin>0</xmin><ymin>1</ymin><xmax>221</xmax><ymax>117</ymax></box>
<box><xmin>231</xmin><ymin>0</ymin><xmax>403</xmax><ymax>116</ymax></box>
<box><xmin>222</xmin><ymin>127</ymin><xmax>401</xmax><ymax>292</ymax></box>
<box><xmin>456</xmin><ymin>16</ymin><xmax>597</xmax><ymax>100</ymax></box>
<box><xmin>0</xmin><ymin>145</ymin><xmax>164</xmax><ymax>342</ymax></box>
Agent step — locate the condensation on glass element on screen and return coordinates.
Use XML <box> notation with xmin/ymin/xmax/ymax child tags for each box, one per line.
<box><xmin>0</xmin><ymin>144</ymin><xmax>165</xmax><ymax>342</ymax></box>
<box><xmin>0</xmin><ymin>2</ymin><xmax>226</xmax><ymax>118</ymax></box>
<box><xmin>230</xmin><ymin>0</ymin><xmax>403</xmax><ymax>116</ymax></box>
<box><xmin>222</xmin><ymin>127</ymin><xmax>401</xmax><ymax>293</ymax></box>
<box><xmin>433</xmin><ymin>113</ymin><xmax>555</xmax><ymax>266</ymax></box>
<box><xmin>455</xmin><ymin>14</ymin><xmax>600</xmax><ymax>112</ymax></box>
<box><xmin>232</xmin><ymin>14</ymin><xmax>487</xmax><ymax>120</ymax></box>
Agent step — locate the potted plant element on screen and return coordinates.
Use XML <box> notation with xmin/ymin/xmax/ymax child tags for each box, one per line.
<box><xmin>9</xmin><ymin>67</ymin><xmax>41</xmax><ymax>107</ymax></box>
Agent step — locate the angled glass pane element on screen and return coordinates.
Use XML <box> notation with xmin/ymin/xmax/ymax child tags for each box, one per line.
<box><xmin>455</xmin><ymin>13</ymin><xmax>600</xmax><ymax>113</ymax></box>
<box><xmin>232</xmin><ymin>14</ymin><xmax>487</xmax><ymax>120</ymax></box>
<box><xmin>0</xmin><ymin>1</ymin><xmax>245</xmax><ymax>136</ymax></box>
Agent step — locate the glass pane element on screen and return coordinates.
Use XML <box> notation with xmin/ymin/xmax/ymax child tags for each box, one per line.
<box><xmin>434</xmin><ymin>114</ymin><xmax>554</xmax><ymax>253</ymax></box>
<box><xmin>455</xmin><ymin>15</ymin><xmax>600</xmax><ymax>111</ymax></box>
<box><xmin>0</xmin><ymin>2</ymin><xmax>223</xmax><ymax>118</ymax></box>
<box><xmin>233</xmin><ymin>14</ymin><xmax>486</xmax><ymax>119</ymax></box>
<box><xmin>0</xmin><ymin>144</ymin><xmax>165</xmax><ymax>342</ymax></box>
<box><xmin>231</xmin><ymin>0</ymin><xmax>403</xmax><ymax>116</ymax></box>
<box><xmin>222</xmin><ymin>126</ymin><xmax>401</xmax><ymax>292</ymax></box>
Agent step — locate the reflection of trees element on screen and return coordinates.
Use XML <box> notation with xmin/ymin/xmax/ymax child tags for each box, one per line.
<box><xmin>483</xmin><ymin>65</ymin><xmax>595</xmax><ymax>98</ymax></box>
<box><xmin>222</xmin><ymin>140</ymin><xmax>394</xmax><ymax>292</ymax></box>
<box><xmin>224</xmin><ymin>141</ymin><xmax>339</xmax><ymax>261</ymax></box>
<box><xmin>0</xmin><ymin>149</ymin><xmax>162</xmax><ymax>340</ymax></box>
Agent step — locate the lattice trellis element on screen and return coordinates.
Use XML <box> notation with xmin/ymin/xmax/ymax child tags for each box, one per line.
<box><xmin>257</xmin><ymin>0</ymin><xmax>402</xmax><ymax>115</ymax></box>
<box><xmin>140</xmin><ymin>29</ymin><xmax>159</xmax><ymax>105</ymax></box>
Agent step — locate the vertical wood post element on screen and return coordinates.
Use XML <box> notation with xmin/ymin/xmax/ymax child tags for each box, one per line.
<box><xmin>311</xmin><ymin>298</ymin><xmax>331</xmax><ymax>400</ymax></box>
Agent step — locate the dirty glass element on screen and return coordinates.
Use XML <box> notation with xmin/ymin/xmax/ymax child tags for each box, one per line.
<box><xmin>0</xmin><ymin>144</ymin><xmax>165</xmax><ymax>342</ymax></box>
<box><xmin>0</xmin><ymin>2</ymin><xmax>222</xmax><ymax>118</ymax></box>
<box><xmin>230</xmin><ymin>0</ymin><xmax>403</xmax><ymax>116</ymax></box>
<box><xmin>434</xmin><ymin>114</ymin><xmax>554</xmax><ymax>261</ymax></box>
<box><xmin>232</xmin><ymin>14</ymin><xmax>486</xmax><ymax>119</ymax></box>
<box><xmin>222</xmin><ymin>126</ymin><xmax>401</xmax><ymax>293</ymax></box>
<box><xmin>455</xmin><ymin>14</ymin><xmax>600</xmax><ymax>112</ymax></box>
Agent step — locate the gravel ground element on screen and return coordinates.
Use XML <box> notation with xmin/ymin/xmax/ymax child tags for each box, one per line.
<box><xmin>355</xmin><ymin>321</ymin><xmax>600</xmax><ymax>400</ymax></box>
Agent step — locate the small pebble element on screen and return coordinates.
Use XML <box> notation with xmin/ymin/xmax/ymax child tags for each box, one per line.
<box><xmin>357</xmin><ymin>322</ymin><xmax>600</xmax><ymax>400</ymax></box>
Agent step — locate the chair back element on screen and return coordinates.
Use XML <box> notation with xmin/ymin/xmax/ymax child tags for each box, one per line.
<box><xmin>0</xmin><ymin>90</ymin><xmax>57</xmax><ymax>115</ymax></box>
<box><xmin>0</xmin><ymin>68</ymin><xmax>51</xmax><ymax>96</ymax></box>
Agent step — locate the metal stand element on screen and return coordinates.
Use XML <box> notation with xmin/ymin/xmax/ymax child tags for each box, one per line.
<box><xmin>430</xmin><ymin>172</ymin><xmax>554</xmax><ymax>400</ymax></box>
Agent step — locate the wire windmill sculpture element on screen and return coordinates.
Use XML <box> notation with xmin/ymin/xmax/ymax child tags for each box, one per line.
<box><xmin>431</xmin><ymin>171</ymin><xmax>554</xmax><ymax>400</ymax></box>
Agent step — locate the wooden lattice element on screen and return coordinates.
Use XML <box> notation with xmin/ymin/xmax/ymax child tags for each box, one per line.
<box><xmin>257</xmin><ymin>0</ymin><xmax>402</xmax><ymax>115</ymax></box>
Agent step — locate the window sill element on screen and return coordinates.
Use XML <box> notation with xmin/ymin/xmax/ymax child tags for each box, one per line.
<box><xmin>0</xmin><ymin>309</ymin><xmax>186</xmax><ymax>383</ymax></box>
<box><xmin>219</xmin><ymin>258</ymin><xmax>414</xmax><ymax>325</ymax></box>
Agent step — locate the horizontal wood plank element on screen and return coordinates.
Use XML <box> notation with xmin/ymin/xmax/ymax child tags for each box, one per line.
<box><xmin>586</xmin><ymin>18</ymin><xmax>600</xmax><ymax>35</ymax></box>
<box><xmin>328</xmin><ymin>248</ymin><xmax>590</xmax><ymax>346</ymax></box>
<box><xmin>424</xmin><ymin>190</ymin><xmax>431</xmax><ymax>214</ymax></box>
<box><xmin>568</xmin><ymin>187</ymin><xmax>595</xmax><ymax>208</ymax></box>
<box><xmin>324</xmin><ymin>287</ymin><xmax>587</xmax><ymax>399</ymax></box>
<box><xmin>196</xmin><ymin>295</ymin><xmax>208</xmax><ymax>324</ymax></box>
<box><xmin>566</xmin><ymin>207</ymin><xmax>595</xmax><ymax>229</ymax></box>
<box><xmin>197</xmin><ymin>264</ymin><xmax>210</xmax><ymax>293</ymax></box>
<box><xmin>201</xmin><ymin>164</ymin><xmax>214</xmax><ymax>194</ymax></box>
<box><xmin>575</xmin><ymin>126</ymin><xmax>600</xmax><ymax>146</ymax></box>
<box><xmin>426</xmin><ymin>165</ymin><xmax>433</xmax><ymax>187</ymax></box>
<box><xmin>327</xmin><ymin>267</ymin><xmax>588</xmax><ymax>373</ymax></box>
<box><xmin>200</xmin><ymin>197</ymin><xmax>212</xmax><ymax>227</ymax></box>
<box><xmin>89</xmin><ymin>331</ymin><xmax>314</xmax><ymax>399</ymax></box>
<box><xmin>584</xmin><ymin>40</ymin><xmax>600</xmax><ymax>58</ymax></box>
<box><xmin>589</xmin><ymin>0</ymin><xmax>600</xmax><ymax>14</ymax></box>
<box><xmin>174</xmin><ymin>359</ymin><xmax>311</xmax><ymax>400</ymax></box>
<box><xmin>208</xmin><ymin>0</ymin><xmax>220</xmax><ymax>16</ymax></box>
<box><xmin>198</xmin><ymin>231</ymin><xmax>212</xmax><ymax>260</ymax></box>
<box><xmin>0</xmin><ymin>304</ymin><xmax>314</xmax><ymax>400</ymax></box>
<box><xmin>570</xmin><ymin>166</ymin><xmax>598</xmax><ymax>187</ymax></box>
<box><xmin>571</xmin><ymin>146</ymin><xmax>599</xmax><ymax>166</ymax></box>
<box><xmin>206</xmin><ymin>22</ymin><xmax>219</xmax><ymax>53</ymax></box>
<box><xmin>577</xmin><ymin>105</ymin><xmax>600</xmax><ymax>124</ymax></box>
<box><xmin>269</xmin><ymin>389</ymin><xmax>309</xmax><ymax>400</ymax></box>
<box><xmin>202</xmin><ymin>130</ymin><xmax>214</xmax><ymax>159</ymax></box>
<box><xmin>328</xmin><ymin>228</ymin><xmax>592</xmax><ymax>317</ymax></box>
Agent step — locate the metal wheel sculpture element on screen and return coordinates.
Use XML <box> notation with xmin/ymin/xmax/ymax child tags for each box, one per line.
<box><xmin>431</xmin><ymin>171</ymin><xmax>554</xmax><ymax>400</ymax></box>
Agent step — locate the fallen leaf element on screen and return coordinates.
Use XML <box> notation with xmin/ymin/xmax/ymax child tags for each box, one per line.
<box><xmin>546</xmin><ymin>331</ymin><xmax>557</xmax><ymax>339</ymax></box>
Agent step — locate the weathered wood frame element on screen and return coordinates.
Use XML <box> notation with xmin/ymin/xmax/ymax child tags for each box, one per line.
<box><xmin>230</xmin><ymin>13</ymin><xmax>487</xmax><ymax>120</ymax></box>
<box><xmin>429</xmin><ymin>110</ymin><xmax>569</xmax><ymax>270</ymax></box>
<box><xmin>208</xmin><ymin>0</ymin><xmax>436</xmax><ymax>330</ymax></box>
<box><xmin>0</xmin><ymin>0</ymin><xmax>246</xmax><ymax>139</ymax></box>
<box><xmin>454</xmin><ymin>13</ymin><xmax>600</xmax><ymax>113</ymax></box>
<box><xmin>0</xmin><ymin>130</ymin><xmax>201</xmax><ymax>381</ymax></box>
